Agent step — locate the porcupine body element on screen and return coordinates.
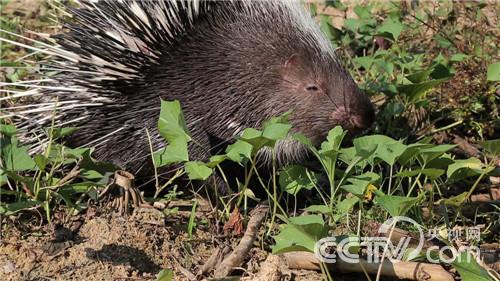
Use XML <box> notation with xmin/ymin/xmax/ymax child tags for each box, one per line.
<box><xmin>3</xmin><ymin>0</ymin><xmax>374</xmax><ymax>187</ymax></box>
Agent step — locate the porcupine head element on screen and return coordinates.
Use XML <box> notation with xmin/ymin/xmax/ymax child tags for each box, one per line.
<box><xmin>7</xmin><ymin>1</ymin><xmax>375</xmax><ymax>191</ymax></box>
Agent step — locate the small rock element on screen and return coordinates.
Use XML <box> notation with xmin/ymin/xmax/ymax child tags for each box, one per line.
<box><xmin>2</xmin><ymin>260</ymin><xmax>16</xmax><ymax>274</ymax></box>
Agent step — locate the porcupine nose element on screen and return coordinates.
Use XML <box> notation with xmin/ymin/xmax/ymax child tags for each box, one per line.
<box><xmin>349</xmin><ymin>94</ymin><xmax>375</xmax><ymax>133</ymax></box>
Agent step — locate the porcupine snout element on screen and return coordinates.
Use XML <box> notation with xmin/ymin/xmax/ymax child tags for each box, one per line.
<box><xmin>348</xmin><ymin>92</ymin><xmax>375</xmax><ymax>133</ymax></box>
<box><xmin>330</xmin><ymin>88</ymin><xmax>375</xmax><ymax>137</ymax></box>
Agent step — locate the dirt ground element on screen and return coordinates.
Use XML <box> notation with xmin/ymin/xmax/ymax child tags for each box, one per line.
<box><xmin>1</xmin><ymin>207</ymin><xmax>194</xmax><ymax>280</ymax></box>
<box><xmin>0</xmin><ymin>205</ymin><xmax>330</xmax><ymax>281</ymax></box>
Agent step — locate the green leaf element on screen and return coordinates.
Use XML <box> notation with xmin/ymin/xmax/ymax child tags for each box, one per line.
<box><xmin>434</xmin><ymin>35</ymin><xmax>453</xmax><ymax>48</ymax></box>
<box><xmin>447</xmin><ymin>158</ymin><xmax>483</xmax><ymax>180</ymax></box>
<box><xmin>46</xmin><ymin>144</ymin><xmax>89</xmax><ymax>164</ymax></box>
<box><xmin>426</xmin><ymin>156</ymin><xmax>455</xmax><ymax>170</ymax></box>
<box><xmin>325</xmin><ymin>126</ymin><xmax>346</xmax><ymax>151</ymax></box>
<box><xmin>243</xmin><ymin>187</ymin><xmax>259</xmax><ymax>202</ymax></box>
<box><xmin>417</xmin><ymin>145</ymin><xmax>456</xmax><ymax>164</ymax></box>
<box><xmin>206</xmin><ymin>154</ymin><xmax>227</xmax><ymax>168</ymax></box>
<box><xmin>64</xmin><ymin>147</ymin><xmax>92</xmax><ymax>159</ymax></box>
<box><xmin>338</xmin><ymin>146</ymin><xmax>372</xmax><ymax>170</ymax></box>
<box><xmin>353</xmin><ymin>5</ymin><xmax>371</xmax><ymax>19</ymax></box>
<box><xmin>430</xmin><ymin>63</ymin><xmax>454</xmax><ymax>79</ymax></box>
<box><xmin>377</xmin><ymin>18</ymin><xmax>404</xmax><ymax>40</ymax></box>
<box><xmin>240</xmin><ymin>128</ymin><xmax>269</xmax><ymax>151</ymax></box>
<box><xmin>157</xmin><ymin>100</ymin><xmax>191</xmax><ymax>143</ymax></box>
<box><xmin>353</xmin><ymin>135</ymin><xmax>406</xmax><ymax>166</ymax></box>
<box><xmin>406</xmin><ymin>69</ymin><xmax>434</xmax><ymax>84</ymax></box>
<box><xmin>452</xmin><ymin>252</ymin><xmax>493</xmax><ymax>281</ymax></box>
<box><xmin>48</xmin><ymin>127</ymin><xmax>79</xmax><ymax>139</ymax></box>
<box><xmin>433</xmin><ymin>53</ymin><xmax>448</xmax><ymax>65</ymax></box>
<box><xmin>156</xmin><ymin>268</ymin><xmax>174</xmax><ymax>281</ymax></box>
<box><xmin>338</xmin><ymin>147</ymin><xmax>357</xmax><ymax>164</ymax></box>
<box><xmin>441</xmin><ymin>192</ymin><xmax>468</xmax><ymax>207</ymax></box>
<box><xmin>342</xmin><ymin>172</ymin><xmax>380</xmax><ymax>196</ymax></box>
<box><xmin>338</xmin><ymin>235</ymin><xmax>363</xmax><ymax>255</ymax></box>
<box><xmin>0</xmin><ymin>124</ymin><xmax>17</xmax><ymax>136</ymax></box>
<box><xmin>272</xmin><ymin>215</ymin><xmax>328</xmax><ymax>254</ymax></box>
<box><xmin>279</xmin><ymin>165</ymin><xmax>318</xmax><ymax>196</ymax></box>
<box><xmin>0</xmin><ymin>135</ymin><xmax>36</xmax><ymax>171</ymax></box>
<box><xmin>184</xmin><ymin>161</ymin><xmax>213</xmax><ymax>180</ymax></box>
<box><xmin>153</xmin><ymin>142</ymin><xmax>189</xmax><ymax>167</ymax></box>
<box><xmin>262</xmin><ymin>123</ymin><xmax>292</xmax><ymax>141</ymax></box>
<box><xmin>374</xmin><ymin>192</ymin><xmax>420</xmax><ymax>217</ymax></box>
<box><xmin>375</xmin><ymin>60</ymin><xmax>394</xmax><ymax>75</ymax></box>
<box><xmin>353</xmin><ymin>136</ymin><xmax>379</xmax><ymax>162</ymax></box>
<box><xmin>395</xmin><ymin>168</ymin><xmax>444</xmax><ymax>180</ymax></box>
<box><xmin>61</xmin><ymin>182</ymin><xmax>96</xmax><ymax>194</ymax></box>
<box><xmin>320</xmin><ymin>15</ymin><xmax>343</xmax><ymax>41</ymax></box>
<box><xmin>304</xmin><ymin>205</ymin><xmax>332</xmax><ymax>214</ymax></box>
<box><xmin>78</xmin><ymin>150</ymin><xmax>117</xmax><ymax>182</ymax></box>
<box><xmin>337</xmin><ymin>196</ymin><xmax>360</xmax><ymax>213</ymax></box>
<box><xmin>325</xmin><ymin>0</ymin><xmax>346</xmax><ymax>10</ymax></box>
<box><xmin>33</xmin><ymin>154</ymin><xmax>49</xmax><ymax>170</ymax></box>
<box><xmin>374</xmin><ymin>138</ymin><xmax>407</xmax><ymax>166</ymax></box>
<box><xmin>353</xmin><ymin>56</ymin><xmax>374</xmax><ymax>70</ymax></box>
<box><xmin>450</xmin><ymin>53</ymin><xmax>469</xmax><ymax>62</ymax></box>
<box><xmin>344</xmin><ymin>18</ymin><xmax>361</xmax><ymax>32</ymax></box>
<box><xmin>486</xmin><ymin>62</ymin><xmax>500</xmax><ymax>81</ymax></box>
<box><xmin>397</xmin><ymin>143</ymin><xmax>433</xmax><ymax>166</ymax></box>
<box><xmin>263</xmin><ymin>111</ymin><xmax>291</xmax><ymax>126</ymax></box>
<box><xmin>318</xmin><ymin>127</ymin><xmax>346</xmax><ymax>158</ymax></box>
<box><xmin>154</xmin><ymin>100</ymin><xmax>191</xmax><ymax>166</ymax></box>
<box><xmin>0</xmin><ymin>200</ymin><xmax>41</xmax><ymax>215</ymax></box>
<box><xmin>479</xmin><ymin>139</ymin><xmax>500</xmax><ymax>156</ymax></box>
<box><xmin>0</xmin><ymin>170</ymin><xmax>35</xmax><ymax>190</ymax></box>
<box><xmin>293</xmin><ymin>133</ymin><xmax>314</xmax><ymax>148</ymax></box>
<box><xmin>241</xmin><ymin>128</ymin><xmax>262</xmax><ymax>139</ymax></box>
<box><xmin>225</xmin><ymin>140</ymin><xmax>253</xmax><ymax>163</ymax></box>
<box><xmin>398</xmin><ymin>78</ymin><xmax>451</xmax><ymax>103</ymax></box>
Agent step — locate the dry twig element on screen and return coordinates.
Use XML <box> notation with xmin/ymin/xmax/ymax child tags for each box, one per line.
<box><xmin>213</xmin><ymin>202</ymin><xmax>269</xmax><ymax>277</ymax></box>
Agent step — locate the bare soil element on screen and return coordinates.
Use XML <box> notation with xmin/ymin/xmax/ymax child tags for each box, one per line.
<box><xmin>0</xmin><ymin>207</ymin><xmax>215</xmax><ymax>280</ymax></box>
<box><xmin>0</xmin><ymin>206</ymin><xmax>328</xmax><ymax>281</ymax></box>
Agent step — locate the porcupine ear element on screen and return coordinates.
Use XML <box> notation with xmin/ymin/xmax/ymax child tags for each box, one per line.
<box><xmin>284</xmin><ymin>54</ymin><xmax>300</xmax><ymax>69</ymax></box>
<box><xmin>282</xmin><ymin>53</ymin><xmax>324</xmax><ymax>95</ymax></box>
<box><xmin>281</xmin><ymin>54</ymin><xmax>311</xmax><ymax>85</ymax></box>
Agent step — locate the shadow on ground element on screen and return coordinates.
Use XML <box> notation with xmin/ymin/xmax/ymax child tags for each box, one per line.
<box><xmin>85</xmin><ymin>244</ymin><xmax>161</xmax><ymax>273</ymax></box>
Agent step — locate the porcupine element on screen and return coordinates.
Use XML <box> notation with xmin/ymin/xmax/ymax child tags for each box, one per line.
<box><xmin>2</xmin><ymin>0</ymin><xmax>375</xmax><ymax>191</ymax></box>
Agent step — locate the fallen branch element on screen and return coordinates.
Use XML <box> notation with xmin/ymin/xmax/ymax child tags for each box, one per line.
<box><xmin>481</xmin><ymin>243</ymin><xmax>500</xmax><ymax>266</ymax></box>
<box><xmin>471</xmin><ymin>188</ymin><xmax>500</xmax><ymax>202</ymax></box>
<box><xmin>198</xmin><ymin>246</ymin><xmax>231</xmax><ymax>276</ymax></box>
<box><xmin>452</xmin><ymin>134</ymin><xmax>481</xmax><ymax>158</ymax></box>
<box><xmin>364</xmin><ymin>221</ymin><xmax>436</xmax><ymax>250</ymax></box>
<box><xmin>213</xmin><ymin>202</ymin><xmax>269</xmax><ymax>277</ymax></box>
<box><xmin>282</xmin><ymin>251</ymin><xmax>454</xmax><ymax>281</ymax></box>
